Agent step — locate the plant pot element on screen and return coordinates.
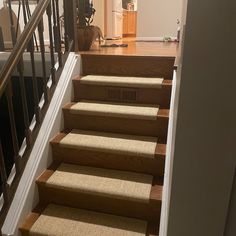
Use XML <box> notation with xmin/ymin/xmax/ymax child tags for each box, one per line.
<box><xmin>77</xmin><ymin>26</ymin><xmax>95</xmax><ymax>51</ymax></box>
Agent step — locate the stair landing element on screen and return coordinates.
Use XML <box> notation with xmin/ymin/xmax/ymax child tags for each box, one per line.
<box><xmin>79</xmin><ymin>39</ymin><xmax>178</xmax><ymax>58</ymax></box>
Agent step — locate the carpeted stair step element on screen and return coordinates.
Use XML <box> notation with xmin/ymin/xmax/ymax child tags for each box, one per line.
<box><xmin>36</xmin><ymin>163</ymin><xmax>162</xmax><ymax>220</ymax></box>
<box><xmin>73</xmin><ymin>76</ymin><xmax>172</xmax><ymax>108</ymax></box>
<box><xmin>79</xmin><ymin>75</ymin><xmax>164</xmax><ymax>88</ymax></box>
<box><xmin>63</xmin><ymin>101</ymin><xmax>169</xmax><ymax>140</ymax></box>
<box><xmin>51</xmin><ymin>130</ymin><xmax>166</xmax><ymax>176</ymax></box>
<box><xmin>20</xmin><ymin>204</ymin><xmax>159</xmax><ymax>236</ymax></box>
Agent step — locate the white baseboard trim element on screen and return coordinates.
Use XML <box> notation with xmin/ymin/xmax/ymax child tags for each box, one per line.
<box><xmin>136</xmin><ymin>36</ymin><xmax>177</xmax><ymax>42</ymax></box>
<box><xmin>1</xmin><ymin>52</ymin><xmax>81</xmax><ymax>236</ymax></box>
<box><xmin>159</xmin><ymin>70</ymin><xmax>178</xmax><ymax>236</ymax></box>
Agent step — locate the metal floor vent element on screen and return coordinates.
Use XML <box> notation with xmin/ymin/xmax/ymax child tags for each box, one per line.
<box><xmin>107</xmin><ymin>88</ymin><xmax>137</xmax><ymax>102</ymax></box>
<box><xmin>107</xmin><ymin>88</ymin><xmax>122</xmax><ymax>101</ymax></box>
<box><xmin>122</xmin><ymin>89</ymin><xmax>137</xmax><ymax>102</ymax></box>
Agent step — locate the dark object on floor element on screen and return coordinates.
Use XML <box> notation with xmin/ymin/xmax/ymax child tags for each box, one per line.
<box><xmin>101</xmin><ymin>44</ymin><xmax>128</xmax><ymax>48</ymax></box>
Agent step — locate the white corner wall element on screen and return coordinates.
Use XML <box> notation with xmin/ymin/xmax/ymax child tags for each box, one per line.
<box><xmin>164</xmin><ymin>0</ymin><xmax>236</xmax><ymax>235</ymax></box>
<box><xmin>137</xmin><ymin>0</ymin><xmax>183</xmax><ymax>40</ymax></box>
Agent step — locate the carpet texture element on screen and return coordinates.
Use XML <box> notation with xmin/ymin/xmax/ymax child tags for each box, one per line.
<box><xmin>70</xmin><ymin>100</ymin><xmax>159</xmax><ymax>120</ymax></box>
<box><xmin>46</xmin><ymin>163</ymin><xmax>153</xmax><ymax>203</ymax></box>
<box><xmin>30</xmin><ymin>204</ymin><xmax>147</xmax><ymax>236</ymax></box>
<box><xmin>80</xmin><ymin>75</ymin><xmax>164</xmax><ymax>88</ymax></box>
<box><xmin>60</xmin><ymin>130</ymin><xmax>158</xmax><ymax>158</ymax></box>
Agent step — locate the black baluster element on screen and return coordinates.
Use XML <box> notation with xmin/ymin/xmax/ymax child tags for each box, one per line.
<box><xmin>5</xmin><ymin>84</ymin><xmax>21</xmax><ymax>175</ymax></box>
<box><xmin>28</xmin><ymin>38</ymin><xmax>41</xmax><ymax>124</ymax></box>
<box><xmin>0</xmin><ymin>26</ymin><xmax>5</xmax><ymax>51</ymax></box>
<box><xmin>54</xmin><ymin>0</ymin><xmax>63</xmax><ymax>67</ymax></box>
<box><xmin>47</xmin><ymin>1</ymin><xmax>56</xmax><ymax>85</ymax></box>
<box><xmin>7</xmin><ymin>0</ymin><xmax>17</xmax><ymax>46</ymax></box>
<box><xmin>37</xmin><ymin>19</ymin><xmax>49</xmax><ymax>103</ymax></box>
<box><xmin>63</xmin><ymin>0</ymin><xmax>69</xmax><ymax>51</ymax></box>
<box><xmin>16</xmin><ymin>0</ymin><xmax>21</xmax><ymax>37</ymax></box>
<box><xmin>63</xmin><ymin>0</ymin><xmax>78</xmax><ymax>52</ymax></box>
<box><xmin>17</xmin><ymin>59</ymin><xmax>32</xmax><ymax>147</ymax></box>
<box><xmin>0</xmin><ymin>141</ymin><xmax>10</xmax><ymax>205</ymax></box>
<box><xmin>22</xmin><ymin>0</ymin><xmax>41</xmax><ymax>123</ymax></box>
<box><xmin>25</xmin><ymin>0</ymin><xmax>39</xmax><ymax>51</ymax></box>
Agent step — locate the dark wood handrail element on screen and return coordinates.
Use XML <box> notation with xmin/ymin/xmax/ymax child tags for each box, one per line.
<box><xmin>0</xmin><ymin>0</ymin><xmax>50</xmax><ymax>98</ymax></box>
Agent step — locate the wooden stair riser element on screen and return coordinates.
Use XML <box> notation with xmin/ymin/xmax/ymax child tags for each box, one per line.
<box><xmin>73</xmin><ymin>82</ymin><xmax>172</xmax><ymax>109</ymax></box>
<box><xmin>51</xmin><ymin>142</ymin><xmax>165</xmax><ymax>176</ymax></box>
<box><xmin>81</xmin><ymin>55</ymin><xmax>175</xmax><ymax>80</ymax></box>
<box><xmin>63</xmin><ymin>111</ymin><xmax>169</xmax><ymax>142</ymax></box>
<box><xmin>37</xmin><ymin>184</ymin><xmax>161</xmax><ymax>221</ymax></box>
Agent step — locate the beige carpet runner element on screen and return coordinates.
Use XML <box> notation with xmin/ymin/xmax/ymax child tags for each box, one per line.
<box><xmin>20</xmin><ymin>72</ymin><xmax>166</xmax><ymax>235</ymax></box>
<box><xmin>60</xmin><ymin>130</ymin><xmax>158</xmax><ymax>158</ymax></box>
<box><xmin>70</xmin><ymin>100</ymin><xmax>159</xmax><ymax>120</ymax></box>
<box><xmin>30</xmin><ymin>204</ymin><xmax>147</xmax><ymax>236</ymax></box>
<box><xmin>46</xmin><ymin>163</ymin><xmax>153</xmax><ymax>203</ymax></box>
<box><xmin>80</xmin><ymin>75</ymin><xmax>164</xmax><ymax>88</ymax></box>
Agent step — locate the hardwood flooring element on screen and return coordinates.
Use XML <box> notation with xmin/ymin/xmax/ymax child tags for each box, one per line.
<box><xmin>78</xmin><ymin>38</ymin><xmax>178</xmax><ymax>58</ymax></box>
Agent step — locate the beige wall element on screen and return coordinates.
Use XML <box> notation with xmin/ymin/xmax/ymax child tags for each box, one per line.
<box><xmin>137</xmin><ymin>0</ymin><xmax>183</xmax><ymax>39</ymax></box>
<box><xmin>92</xmin><ymin>0</ymin><xmax>105</xmax><ymax>34</ymax></box>
<box><xmin>165</xmin><ymin>0</ymin><xmax>236</xmax><ymax>235</ymax></box>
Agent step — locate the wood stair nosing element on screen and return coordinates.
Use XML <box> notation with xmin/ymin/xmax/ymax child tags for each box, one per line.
<box><xmin>73</xmin><ymin>76</ymin><xmax>172</xmax><ymax>87</ymax></box>
<box><xmin>19</xmin><ymin>205</ymin><xmax>160</xmax><ymax>236</ymax></box>
<box><xmin>35</xmin><ymin>168</ymin><xmax>162</xmax><ymax>221</ymax></box>
<box><xmin>50</xmin><ymin>132</ymin><xmax>166</xmax><ymax>176</ymax></box>
<box><xmin>63</xmin><ymin>102</ymin><xmax>170</xmax><ymax>118</ymax></box>
<box><xmin>72</xmin><ymin>77</ymin><xmax>172</xmax><ymax>108</ymax></box>
<box><xmin>62</xmin><ymin>103</ymin><xmax>169</xmax><ymax>141</ymax></box>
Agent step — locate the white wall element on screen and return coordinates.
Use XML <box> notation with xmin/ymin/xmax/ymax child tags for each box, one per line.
<box><xmin>92</xmin><ymin>0</ymin><xmax>105</xmax><ymax>34</ymax></box>
<box><xmin>164</xmin><ymin>0</ymin><xmax>236</xmax><ymax>235</ymax></box>
<box><xmin>137</xmin><ymin>0</ymin><xmax>183</xmax><ymax>40</ymax></box>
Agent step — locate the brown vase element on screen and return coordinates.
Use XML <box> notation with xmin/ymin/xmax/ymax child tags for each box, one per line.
<box><xmin>77</xmin><ymin>26</ymin><xmax>95</xmax><ymax>51</ymax></box>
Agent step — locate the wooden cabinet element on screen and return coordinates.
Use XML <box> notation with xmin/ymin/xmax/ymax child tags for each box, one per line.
<box><xmin>123</xmin><ymin>11</ymin><xmax>137</xmax><ymax>37</ymax></box>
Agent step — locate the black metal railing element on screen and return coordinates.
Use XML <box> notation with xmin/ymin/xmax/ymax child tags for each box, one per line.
<box><xmin>0</xmin><ymin>0</ymin><xmax>78</xmax><ymax>231</ymax></box>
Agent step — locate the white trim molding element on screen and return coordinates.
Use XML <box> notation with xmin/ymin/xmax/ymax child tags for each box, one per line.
<box><xmin>159</xmin><ymin>70</ymin><xmax>179</xmax><ymax>236</ymax></box>
<box><xmin>1</xmin><ymin>53</ymin><xmax>81</xmax><ymax>236</ymax></box>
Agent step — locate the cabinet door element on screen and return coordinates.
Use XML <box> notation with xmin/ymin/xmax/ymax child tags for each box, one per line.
<box><xmin>127</xmin><ymin>12</ymin><xmax>137</xmax><ymax>35</ymax></box>
<box><xmin>123</xmin><ymin>12</ymin><xmax>128</xmax><ymax>35</ymax></box>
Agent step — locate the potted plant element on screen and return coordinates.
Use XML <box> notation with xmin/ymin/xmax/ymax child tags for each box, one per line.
<box><xmin>77</xmin><ymin>0</ymin><xmax>97</xmax><ymax>51</ymax></box>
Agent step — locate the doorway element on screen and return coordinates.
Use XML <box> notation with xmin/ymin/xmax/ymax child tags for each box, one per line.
<box><xmin>103</xmin><ymin>0</ymin><xmax>138</xmax><ymax>39</ymax></box>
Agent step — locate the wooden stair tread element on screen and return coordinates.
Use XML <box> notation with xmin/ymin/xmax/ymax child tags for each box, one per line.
<box><xmin>20</xmin><ymin>204</ymin><xmax>159</xmax><ymax>236</ymax></box>
<box><xmin>63</xmin><ymin>101</ymin><xmax>169</xmax><ymax>120</ymax></box>
<box><xmin>37</xmin><ymin>163</ymin><xmax>162</xmax><ymax>203</ymax></box>
<box><xmin>73</xmin><ymin>77</ymin><xmax>172</xmax><ymax>108</ymax></box>
<box><xmin>52</xmin><ymin>129</ymin><xmax>165</xmax><ymax>159</ymax></box>
<box><xmin>73</xmin><ymin>75</ymin><xmax>172</xmax><ymax>88</ymax></box>
<box><xmin>79</xmin><ymin>75</ymin><xmax>164</xmax><ymax>89</ymax></box>
<box><xmin>63</xmin><ymin>103</ymin><xmax>169</xmax><ymax>141</ymax></box>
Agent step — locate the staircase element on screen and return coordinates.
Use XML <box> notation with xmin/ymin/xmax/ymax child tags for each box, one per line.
<box><xmin>19</xmin><ymin>62</ymin><xmax>172</xmax><ymax>235</ymax></box>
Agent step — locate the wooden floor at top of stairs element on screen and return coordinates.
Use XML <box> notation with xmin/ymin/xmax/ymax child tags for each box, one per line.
<box><xmin>78</xmin><ymin>40</ymin><xmax>178</xmax><ymax>58</ymax></box>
